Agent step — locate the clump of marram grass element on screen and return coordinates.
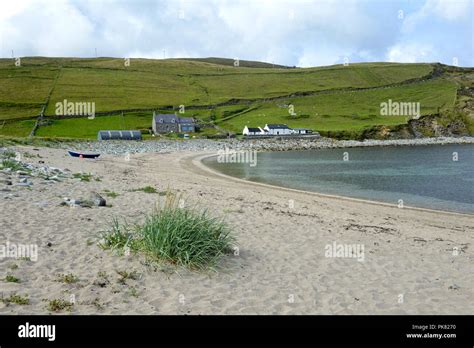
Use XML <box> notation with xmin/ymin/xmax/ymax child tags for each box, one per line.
<box><xmin>100</xmin><ymin>194</ymin><xmax>235</xmax><ymax>270</ymax></box>
<box><xmin>0</xmin><ymin>149</ymin><xmax>17</xmax><ymax>159</ymax></box>
<box><xmin>1</xmin><ymin>159</ymin><xmax>24</xmax><ymax>171</ymax></box>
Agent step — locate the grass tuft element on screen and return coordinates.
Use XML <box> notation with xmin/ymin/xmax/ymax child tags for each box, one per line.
<box><xmin>116</xmin><ymin>270</ymin><xmax>140</xmax><ymax>284</ymax></box>
<box><xmin>1</xmin><ymin>293</ymin><xmax>29</xmax><ymax>305</ymax></box>
<box><xmin>72</xmin><ymin>172</ymin><xmax>93</xmax><ymax>182</ymax></box>
<box><xmin>103</xmin><ymin>190</ymin><xmax>119</xmax><ymax>198</ymax></box>
<box><xmin>1</xmin><ymin>149</ymin><xmax>17</xmax><ymax>159</ymax></box>
<box><xmin>1</xmin><ymin>159</ymin><xmax>24</xmax><ymax>171</ymax></box>
<box><xmin>56</xmin><ymin>273</ymin><xmax>79</xmax><ymax>284</ymax></box>
<box><xmin>46</xmin><ymin>299</ymin><xmax>74</xmax><ymax>312</ymax></box>
<box><xmin>100</xmin><ymin>194</ymin><xmax>235</xmax><ymax>270</ymax></box>
<box><xmin>132</xmin><ymin>186</ymin><xmax>157</xmax><ymax>194</ymax></box>
<box><xmin>4</xmin><ymin>275</ymin><xmax>20</xmax><ymax>283</ymax></box>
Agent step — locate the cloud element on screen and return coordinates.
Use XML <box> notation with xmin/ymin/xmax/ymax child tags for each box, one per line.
<box><xmin>0</xmin><ymin>0</ymin><xmax>471</xmax><ymax>67</ymax></box>
<box><xmin>386</xmin><ymin>43</ymin><xmax>435</xmax><ymax>63</ymax></box>
<box><xmin>402</xmin><ymin>0</ymin><xmax>472</xmax><ymax>33</ymax></box>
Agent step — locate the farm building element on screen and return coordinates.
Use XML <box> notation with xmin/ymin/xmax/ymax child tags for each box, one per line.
<box><xmin>152</xmin><ymin>112</ymin><xmax>196</xmax><ymax>134</ymax></box>
<box><xmin>264</xmin><ymin>124</ymin><xmax>293</xmax><ymax>135</ymax></box>
<box><xmin>97</xmin><ymin>130</ymin><xmax>142</xmax><ymax>140</ymax></box>
<box><xmin>243</xmin><ymin>126</ymin><xmax>265</xmax><ymax>136</ymax></box>
<box><xmin>293</xmin><ymin>128</ymin><xmax>312</xmax><ymax>135</ymax></box>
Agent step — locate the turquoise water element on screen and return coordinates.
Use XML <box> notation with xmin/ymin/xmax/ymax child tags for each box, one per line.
<box><xmin>203</xmin><ymin>144</ymin><xmax>474</xmax><ymax>214</ymax></box>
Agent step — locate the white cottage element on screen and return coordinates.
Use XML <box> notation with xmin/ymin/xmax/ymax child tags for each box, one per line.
<box><xmin>263</xmin><ymin>124</ymin><xmax>293</xmax><ymax>135</ymax></box>
<box><xmin>243</xmin><ymin>126</ymin><xmax>265</xmax><ymax>136</ymax></box>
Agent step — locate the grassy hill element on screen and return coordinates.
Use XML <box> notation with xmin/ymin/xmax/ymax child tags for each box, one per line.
<box><xmin>0</xmin><ymin>57</ymin><xmax>471</xmax><ymax>139</ymax></box>
<box><xmin>176</xmin><ymin>57</ymin><xmax>290</xmax><ymax>69</ymax></box>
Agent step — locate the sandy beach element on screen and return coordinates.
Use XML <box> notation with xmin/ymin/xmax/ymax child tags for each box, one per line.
<box><xmin>1</xmin><ymin>145</ymin><xmax>473</xmax><ymax>314</ymax></box>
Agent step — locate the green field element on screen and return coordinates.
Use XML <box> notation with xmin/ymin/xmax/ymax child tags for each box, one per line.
<box><xmin>219</xmin><ymin>79</ymin><xmax>458</xmax><ymax>133</ymax></box>
<box><xmin>0</xmin><ymin>57</ymin><xmax>468</xmax><ymax>139</ymax></box>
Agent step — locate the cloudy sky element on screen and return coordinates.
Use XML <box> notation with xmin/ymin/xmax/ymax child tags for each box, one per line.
<box><xmin>0</xmin><ymin>0</ymin><xmax>472</xmax><ymax>67</ymax></box>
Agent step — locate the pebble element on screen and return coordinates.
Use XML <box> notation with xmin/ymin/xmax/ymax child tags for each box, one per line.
<box><xmin>60</xmin><ymin>136</ymin><xmax>474</xmax><ymax>156</ymax></box>
<box><xmin>14</xmin><ymin>182</ymin><xmax>32</xmax><ymax>187</ymax></box>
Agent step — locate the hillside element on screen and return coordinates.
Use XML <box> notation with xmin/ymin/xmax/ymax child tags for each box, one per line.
<box><xmin>0</xmin><ymin>57</ymin><xmax>472</xmax><ymax>139</ymax></box>
<box><xmin>176</xmin><ymin>57</ymin><xmax>291</xmax><ymax>68</ymax></box>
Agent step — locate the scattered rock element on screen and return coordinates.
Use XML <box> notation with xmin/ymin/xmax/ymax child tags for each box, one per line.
<box><xmin>88</xmin><ymin>192</ymin><xmax>106</xmax><ymax>207</ymax></box>
<box><xmin>14</xmin><ymin>182</ymin><xmax>32</xmax><ymax>187</ymax></box>
<box><xmin>16</xmin><ymin>170</ymin><xmax>30</xmax><ymax>176</ymax></box>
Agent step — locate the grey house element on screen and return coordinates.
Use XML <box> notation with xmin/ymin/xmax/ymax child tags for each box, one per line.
<box><xmin>152</xmin><ymin>112</ymin><xmax>196</xmax><ymax>134</ymax></box>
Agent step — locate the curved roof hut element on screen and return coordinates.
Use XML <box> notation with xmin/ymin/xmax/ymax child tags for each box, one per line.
<box><xmin>97</xmin><ymin>130</ymin><xmax>142</xmax><ymax>140</ymax></box>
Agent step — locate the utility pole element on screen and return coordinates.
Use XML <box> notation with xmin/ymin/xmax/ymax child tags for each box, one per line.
<box><xmin>95</xmin><ymin>48</ymin><xmax>97</xmax><ymax>58</ymax></box>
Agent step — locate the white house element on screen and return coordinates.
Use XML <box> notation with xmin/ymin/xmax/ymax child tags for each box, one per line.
<box><xmin>243</xmin><ymin>126</ymin><xmax>265</xmax><ymax>136</ymax></box>
<box><xmin>292</xmin><ymin>128</ymin><xmax>312</xmax><ymax>135</ymax></box>
<box><xmin>264</xmin><ymin>124</ymin><xmax>293</xmax><ymax>135</ymax></box>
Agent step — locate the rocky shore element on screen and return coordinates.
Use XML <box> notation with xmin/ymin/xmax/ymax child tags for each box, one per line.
<box><xmin>61</xmin><ymin>136</ymin><xmax>474</xmax><ymax>156</ymax></box>
<box><xmin>0</xmin><ymin>148</ymin><xmax>107</xmax><ymax>208</ymax></box>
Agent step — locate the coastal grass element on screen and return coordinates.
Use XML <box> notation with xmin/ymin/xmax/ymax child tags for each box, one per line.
<box><xmin>131</xmin><ymin>186</ymin><xmax>157</xmax><ymax>194</ymax></box>
<box><xmin>0</xmin><ymin>149</ymin><xmax>17</xmax><ymax>158</ymax></box>
<box><xmin>1</xmin><ymin>159</ymin><xmax>25</xmax><ymax>171</ymax></box>
<box><xmin>103</xmin><ymin>189</ymin><xmax>119</xmax><ymax>198</ymax></box>
<box><xmin>72</xmin><ymin>172</ymin><xmax>93</xmax><ymax>182</ymax></box>
<box><xmin>56</xmin><ymin>273</ymin><xmax>79</xmax><ymax>284</ymax></box>
<box><xmin>46</xmin><ymin>299</ymin><xmax>74</xmax><ymax>312</ymax></box>
<box><xmin>100</xmin><ymin>194</ymin><xmax>235</xmax><ymax>270</ymax></box>
<box><xmin>116</xmin><ymin>270</ymin><xmax>140</xmax><ymax>284</ymax></box>
<box><xmin>4</xmin><ymin>275</ymin><xmax>21</xmax><ymax>283</ymax></box>
<box><xmin>1</xmin><ymin>293</ymin><xmax>29</xmax><ymax>305</ymax></box>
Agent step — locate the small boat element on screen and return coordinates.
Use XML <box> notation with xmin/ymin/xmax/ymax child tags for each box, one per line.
<box><xmin>68</xmin><ymin>150</ymin><xmax>100</xmax><ymax>159</ymax></box>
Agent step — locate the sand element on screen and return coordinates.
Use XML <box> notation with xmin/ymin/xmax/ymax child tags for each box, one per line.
<box><xmin>0</xmin><ymin>146</ymin><xmax>473</xmax><ymax>314</ymax></box>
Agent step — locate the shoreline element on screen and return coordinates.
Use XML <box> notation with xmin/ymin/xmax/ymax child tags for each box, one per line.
<box><xmin>7</xmin><ymin>136</ymin><xmax>472</xmax><ymax>156</ymax></box>
<box><xmin>195</xmin><ymin>152</ymin><xmax>474</xmax><ymax>217</ymax></box>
